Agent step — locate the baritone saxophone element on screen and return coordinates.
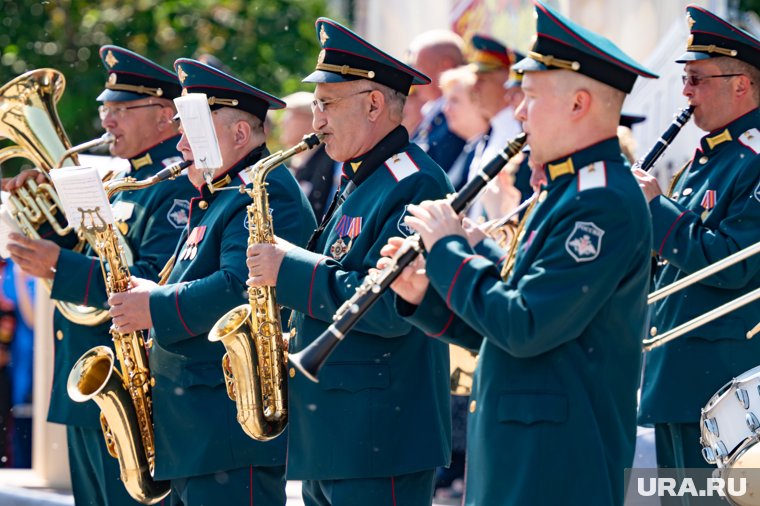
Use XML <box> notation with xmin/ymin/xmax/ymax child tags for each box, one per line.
<box><xmin>208</xmin><ymin>133</ymin><xmax>323</xmax><ymax>441</ymax></box>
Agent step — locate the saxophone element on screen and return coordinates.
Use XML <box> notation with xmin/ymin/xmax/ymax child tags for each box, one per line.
<box><xmin>66</xmin><ymin>160</ymin><xmax>189</xmax><ymax>505</ymax></box>
<box><xmin>208</xmin><ymin>133</ymin><xmax>323</xmax><ymax>441</ymax></box>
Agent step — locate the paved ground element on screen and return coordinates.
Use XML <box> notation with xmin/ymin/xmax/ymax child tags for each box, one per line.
<box><xmin>0</xmin><ymin>428</ymin><xmax>660</xmax><ymax>505</ymax></box>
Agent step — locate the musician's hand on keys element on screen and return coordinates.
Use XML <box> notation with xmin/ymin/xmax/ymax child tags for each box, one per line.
<box><xmin>247</xmin><ymin>236</ymin><xmax>295</xmax><ymax>288</ymax></box>
<box><xmin>1</xmin><ymin>169</ymin><xmax>47</xmax><ymax>192</ymax></box>
<box><xmin>404</xmin><ymin>200</ymin><xmax>465</xmax><ymax>252</ymax></box>
<box><xmin>7</xmin><ymin>234</ymin><xmax>60</xmax><ymax>279</ymax></box>
<box><xmin>377</xmin><ymin>237</ymin><xmax>428</xmax><ymax>306</ymax></box>
<box><xmin>462</xmin><ymin>217</ymin><xmax>488</xmax><ymax>248</ymax></box>
<box><xmin>108</xmin><ymin>277</ymin><xmax>157</xmax><ymax>333</ymax></box>
<box><xmin>632</xmin><ymin>168</ymin><xmax>663</xmax><ymax>202</ymax></box>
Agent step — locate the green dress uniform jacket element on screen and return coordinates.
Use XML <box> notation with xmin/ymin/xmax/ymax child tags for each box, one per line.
<box><xmin>48</xmin><ymin>136</ymin><xmax>193</xmax><ymax>429</ymax></box>
<box><xmin>639</xmin><ymin>109</ymin><xmax>760</xmax><ymax>425</ymax></box>
<box><xmin>276</xmin><ymin>127</ymin><xmax>453</xmax><ymax>480</ymax></box>
<box><xmin>147</xmin><ymin>148</ymin><xmax>316</xmax><ymax>481</ymax></box>
<box><xmin>401</xmin><ymin>138</ymin><xmax>652</xmax><ymax>505</ymax></box>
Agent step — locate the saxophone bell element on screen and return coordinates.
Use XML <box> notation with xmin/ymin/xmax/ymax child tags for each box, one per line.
<box><xmin>68</xmin><ymin>346</ymin><xmax>170</xmax><ymax>505</ymax></box>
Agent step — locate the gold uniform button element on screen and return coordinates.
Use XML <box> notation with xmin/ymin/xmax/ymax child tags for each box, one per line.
<box><xmin>650</xmin><ymin>327</ymin><xmax>658</xmax><ymax>337</ymax></box>
<box><xmin>289</xmin><ymin>367</ymin><xmax>296</xmax><ymax>378</ymax></box>
<box><xmin>699</xmin><ymin>156</ymin><xmax>709</xmax><ymax>164</ymax></box>
<box><xmin>55</xmin><ymin>330</ymin><xmax>63</xmax><ymax>340</ymax></box>
<box><xmin>469</xmin><ymin>400</ymin><xmax>477</xmax><ymax>413</ymax></box>
<box><xmin>198</xmin><ymin>200</ymin><xmax>208</xmax><ymax>210</ymax></box>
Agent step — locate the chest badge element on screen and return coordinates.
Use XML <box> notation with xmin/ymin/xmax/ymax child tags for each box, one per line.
<box><xmin>181</xmin><ymin>225</ymin><xmax>206</xmax><ymax>261</ymax></box>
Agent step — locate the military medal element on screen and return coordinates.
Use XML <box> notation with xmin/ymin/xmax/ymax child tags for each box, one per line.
<box><xmin>330</xmin><ymin>216</ymin><xmax>351</xmax><ymax>260</ymax></box>
<box><xmin>700</xmin><ymin>190</ymin><xmax>716</xmax><ymax>220</ymax></box>
<box><xmin>345</xmin><ymin>216</ymin><xmax>362</xmax><ymax>251</ymax></box>
<box><xmin>190</xmin><ymin>225</ymin><xmax>205</xmax><ymax>260</ymax></box>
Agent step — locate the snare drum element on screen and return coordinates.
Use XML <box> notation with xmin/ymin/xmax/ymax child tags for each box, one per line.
<box><xmin>700</xmin><ymin>365</ymin><xmax>760</xmax><ymax>505</ymax></box>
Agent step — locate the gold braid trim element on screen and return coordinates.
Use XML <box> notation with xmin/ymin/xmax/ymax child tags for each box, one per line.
<box><xmin>687</xmin><ymin>44</ymin><xmax>738</xmax><ymax>57</ymax></box>
<box><xmin>528</xmin><ymin>51</ymin><xmax>581</xmax><ymax>71</ymax></box>
<box><xmin>316</xmin><ymin>62</ymin><xmax>376</xmax><ymax>79</ymax></box>
<box><xmin>106</xmin><ymin>82</ymin><xmax>164</xmax><ymax>97</ymax></box>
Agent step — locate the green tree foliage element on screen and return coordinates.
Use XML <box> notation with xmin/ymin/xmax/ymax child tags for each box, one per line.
<box><xmin>0</xmin><ymin>0</ymin><xmax>330</xmax><ymax>147</ymax></box>
<box><xmin>740</xmin><ymin>0</ymin><xmax>760</xmax><ymax>15</ymax></box>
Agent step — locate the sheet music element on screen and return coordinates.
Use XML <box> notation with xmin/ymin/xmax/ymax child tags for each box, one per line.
<box><xmin>49</xmin><ymin>166</ymin><xmax>113</xmax><ymax>230</ymax></box>
<box><xmin>174</xmin><ymin>93</ymin><xmax>223</xmax><ymax>172</ymax></box>
<box><xmin>0</xmin><ymin>197</ymin><xmax>23</xmax><ymax>258</ymax></box>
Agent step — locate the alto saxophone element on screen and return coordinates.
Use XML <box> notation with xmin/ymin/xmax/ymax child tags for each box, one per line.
<box><xmin>66</xmin><ymin>160</ymin><xmax>189</xmax><ymax>505</ymax></box>
<box><xmin>208</xmin><ymin>133</ymin><xmax>323</xmax><ymax>441</ymax></box>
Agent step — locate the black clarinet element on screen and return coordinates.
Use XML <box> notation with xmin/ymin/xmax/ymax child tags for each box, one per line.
<box><xmin>289</xmin><ymin>133</ymin><xmax>527</xmax><ymax>382</ymax></box>
<box><xmin>633</xmin><ymin>105</ymin><xmax>694</xmax><ymax>172</ymax></box>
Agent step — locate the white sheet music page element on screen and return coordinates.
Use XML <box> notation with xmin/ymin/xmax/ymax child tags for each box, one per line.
<box><xmin>49</xmin><ymin>166</ymin><xmax>114</xmax><ymax>230</ymax></box>
<box><xmin>0</xmin><ymin>195</ymin><xmax>23</xmax><ymax>258</ymax></box>
<box><xmin>174</xmin><ymin>93</ymin><xmax>223</xmax><ymax>172</ymax></box>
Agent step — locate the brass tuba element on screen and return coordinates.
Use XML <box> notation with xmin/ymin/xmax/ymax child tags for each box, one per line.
<box><xmin>0</xmin><ymin>68</ymin><xmax>113</xmax><ymax>325</ymax></box>
<box><xmin>208</xmin><ymin>133</ymin><xmax>323</xmax><ymax>441</ymax></box>
<box><xmin>65</xmin><ymin>162</ymin><xmax>189</xmax><ymax>505</ymax></box>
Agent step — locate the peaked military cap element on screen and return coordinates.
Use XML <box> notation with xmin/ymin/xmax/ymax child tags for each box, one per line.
<box><xmin>97</xmin><ymin>45</ymin><xmax>182</xmax><ymax>102</ymax></box>
<box><xmin>620</xmin><ymin>112</ymin><xmax>646</xmax><ymax>129</ymax></box>
<box><xmin>174</xmin><ymin>58</ymin><xmax>285</xmax><ymax>121</ymax></box>
<box><xmin>303</xmin><ymin>17</ymin><xmax>430</xmax><ymax>95</ymax></box>
<box><xmin>469</xmin><ymin>35</ymin><xmax>519</xmax><ymax>73</ymax></box>
<box><xmin>677</xmin><ymin>5</ymin><xmax>760</xmax><ymax>69</ymax></box>
<box><xmin>513</xmin><ymin>0</ymin><xmax>657</xmax><ymax>93</ymax></box>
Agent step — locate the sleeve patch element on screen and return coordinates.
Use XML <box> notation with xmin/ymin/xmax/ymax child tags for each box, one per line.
<box><xmin>565</xmin><ymin>221</ymin><xmax>604</xmax><ymax>262</ymax></box>
<box><xmin>397</xmin><ymin>205</ymin><xmax>414</xmax><ymax>236</ymax></box>
<box><xmin>167</xmin><ymin>199</ymin><xmax>190</xmax><ymax>229</ymax></box>
<box><xmin>384</xmin><ymin>152</ymin><xmax>420</xmax><ymax>182</ymax></box>
<box><xmin>577</xmin><ymin>162</ymin><xmax>607</xmax><ymax>192</ymax></box>
<box><xmin>738</xmin><ymin>128</ymin><xmax>760</xmax><ymax>154</ymax></box>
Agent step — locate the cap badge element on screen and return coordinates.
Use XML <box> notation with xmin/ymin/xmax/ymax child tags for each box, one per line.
<box><xmin>320</xmin><ymin>25</ymin><xmax>329</xmax><ymax>46</ymax></box>
<box><xmin>177</xmin><ymin>65</ymin><xmax>188</xmax><ymax>84</ymax></box>
<box><xmin>687</xmin><ymin>13</ymin><xmax>696</xmax><ymax>29</ymax></box>
<box><xmin>318</xmin><ymin>49</ymin><xmax>326</xmax><ymax>64</ymax></box>
<box><xmin>108</xmin><ymin>73</ymin><xmax>118</xmax><ymax>85</ymax></box>
<box><xmin>105</xmin><ymin>50</ymin><xmax>119</xmax><ymax>68</ymax></box>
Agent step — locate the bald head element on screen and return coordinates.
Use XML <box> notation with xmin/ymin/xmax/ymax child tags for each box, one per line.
<box><xmin>407</xmin><ymin>30</ymin><xmax>466</xmax><ymax>102</ymax></box>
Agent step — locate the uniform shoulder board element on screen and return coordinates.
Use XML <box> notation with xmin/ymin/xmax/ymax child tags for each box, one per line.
<box><xmin>577</xmin><ymin>162</ymin><xmax>607</xmax><ymax>192</ymax></box>
<box><xmin>384</xmin><ymin>152</ymin><xmax>420</xmax><ymax>183</ymax></box>
<box><xmin>737</xmin><ymin>128</ymin><xmax>760</xmax><ymax>155</ymax></box>
<box><xmin>162</xmin><ymin>156</ymin><xmax>184</xmax><ymax>167</ymax></box>
<box><xmin>238</xmin><ymin>169</ymin><xmax>252</xmax><ymax>186</ymax></box>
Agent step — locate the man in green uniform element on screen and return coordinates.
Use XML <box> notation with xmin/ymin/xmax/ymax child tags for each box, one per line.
<box><xmin>382</xmin><ymin>2</ymin><xmax>656</xmax><ymax>504</ymax></box>
<box><xmin>6</xmin><ymin>45</ymin><xmax>193</xmax><ymax>506</ymax></box>
<box><xmin>634</xmin><ymin>5</ymin><xmax>760</xmax><ymax>471</ymax></box>
<box><xmin>108</xmin><ymin>58</ymin><xmax>316</xmax><ymax>506</ymax></box>
<box><xmin>246</xmin><ymin>17</ymin><xmax>453</xmax><ymax>506</ymax></box>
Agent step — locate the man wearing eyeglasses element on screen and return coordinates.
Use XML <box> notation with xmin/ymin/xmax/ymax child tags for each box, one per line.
<box><xmin>634</xmin><ymin>6</ymin><xmax>760</xmax><ymax>474</ymax></box>
<box><xmin>5</xmin><ymin>45</ymin><xmax>194</xmax><ymax>506</ymax></box>
<box><xmin>246</xmin><ymin>18</ymin><xmax>453</xmax><ymax>506</ymax></box>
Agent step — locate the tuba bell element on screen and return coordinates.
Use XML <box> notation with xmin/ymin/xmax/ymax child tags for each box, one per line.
<box><xmin>0</xmin><ymin>68</ymin><xmax>113</xmax><ymax>325</ymax></box>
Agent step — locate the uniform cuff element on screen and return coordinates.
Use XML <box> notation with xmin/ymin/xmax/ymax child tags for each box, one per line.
<box><xmin>150</xmin><ymin>283</ymin><xmax>194</xmax><ymax>344</ymax></box>
<box><xmin>649</xmin><ymin>195</ymin><xmax>690</xmax><ymax>256</ymax></box>
<box><xmin>51</xmin><ymin>249</ymin><xmax>103</xmax><ymax>307</ymax></box>
<box><xmin>276</xmin><ymin>247</ymin><xmax>330</xmax><ymax>317</ymax></box>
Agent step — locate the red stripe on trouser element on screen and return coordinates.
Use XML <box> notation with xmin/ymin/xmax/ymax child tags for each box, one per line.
<box><xmin>391</xmin><ymin>476</ymin><xmax>397</xmax><ymax>506</ymax></box>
